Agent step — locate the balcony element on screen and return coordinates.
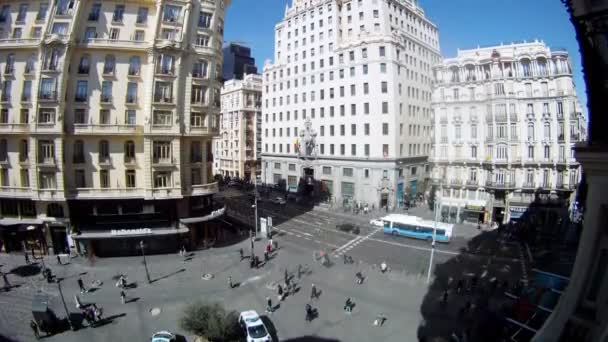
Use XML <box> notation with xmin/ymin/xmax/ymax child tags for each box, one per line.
<box><xmin>439</xmin><ymin>116</ymin><xmax>448</xmax><ymax>124</ymax></box>
<box><xmin>70</xmin><ymin>123</ymin><xmax>142</xmax><ymax>135</ymax></box>
<box><xmin>124</xmin><ymin>156</ymin><xmax>137</xmax><ymax>166</ymax></box>
<box><xmin>38</xmin><ymin>157</ymin><xmax>56</xmax><ymax>167</ymax></box>
<box><xmin>466</xmin><ymin>179</ymin><xmax>479</xmax><ymax>187</ymax></box>
<box><xmin>522</xmin><ymin>182</ymin><xmax>536</xmax><ymax>189</ymax></box>
<box><xmin>100</xmin><ymin>95</ymin><xmax>113</xmax><ymax>104</ymax></box>
<box><xmin>1</xmin><ymin>94</ymin><xmax>10</xmax><ymax>103</ymax></box>
<box><xmin>74</xmin><ymin>95</ymin><xmax>88</xmax><ymax>103</ymax></box>
<box><xmin>495</xmin><ymin>114</ymin><xmax>508</xmax><ymax>123</ymax></box>
<box><xmin>0</xmin><ymin>123</ymin><xmax>29</xmax><ymax>134</ymax></box>
<box><xmin>126</xmin><ymin>95</ymin><xmax>138</xmax><ymax>105</ymax></box>
<box><xmin>155</xmin><ymin>38</ymin><xmax>182</xmax><ymax>49</ymax></box>
<box><xmin>0</xmin><ymin>186</ymin><xmax>32</xmax><ymax>199</ymax></box>
<box><xmin>36</xmin><ymin>189</ymin><xmax>65</xmax><ymax>201</ymax></box>
<box><xmin>153</xmin><ymin>95</ymin><xmax>174</xmax><ymax>105</ymax></box>
<box><xmin>44</xmin><ymin>33</ymin><xmax>70</xmax><ymax>44</ymax></box>
<box><xmin>67</xmin><ymin>187</ymin><xmax>144</xmax><ymax>199</ymax></box>
<box><xmin>187</xmin><ymin>126</ymin><xmax>218</xmax><ymax>136</ymax></box>
<box><xmin>509</xmin><ymin>113</ymin><xmax>518</xmax><ymax>122</ymax></box>
<box><xmin>571</xmin><ymin>134</ymin><xmax>582</xmax><ymax>142</ymax></box>
<box><xmin>0</xmin><ymin>38</ymin><xmax>40</xmax><ymax>48</ymax></box>
<box><xmin>558</xmin><ymin>134</ymin><xmax>566</xmax><ymax>143</ymax></box>
<box><xmin>152</xmin><ymin>157</ymin><xmax>175</xmax><ymax>167</ymax></box>
<box><xmin>39</xmin><ymin>91</ymin><xmax>58</xmax><ymax>102</ymax></box>
<box><xmin>188</xmin><ymin>182</ymin><xmax>219</xmax><ymax>196</ymax></box>
<box><xmin>80</xmin><ymin>38</ymin><xmax>150</xmax><ymax>50</ymax></box>
<box><xmin>98</xmin><ymin>156</ymin><xmax>112</xmax><ymax>166</ymax></box>
<box><xmin>485</xmin><ymin>180</ymin><xmax>516</xmax><ymax>189</ymax></box>
<box><xmin>150</xmin><ymin>187</ymin><xmax>182</xmax><ymax>199</ymax></box>
<box><xmin>450</xmin><ymin>179</ymin><xmax>463</xmax><ymax>186</ymax></box>
<box><xmin>556</xmin><ymin>183</ymin><xmax>576</xmax><ymax>191</ymax></box>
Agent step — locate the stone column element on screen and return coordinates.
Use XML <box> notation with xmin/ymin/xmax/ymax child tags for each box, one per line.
<box><xmin>532</xmin><ymin>147</ymin><xmax>608</xmax><ymax>341</ymax></box>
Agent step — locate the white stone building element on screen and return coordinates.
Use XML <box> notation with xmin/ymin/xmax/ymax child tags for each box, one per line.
<box><xmin>0</xmin><ymin>0</ymin><xmax>228</xmax><ymax>256</ymax></box>
<box><xmin>214</xmin><ymin>73</ymin><xmax>262</xmax><ymax>181</ymax></box>
<box><xmin>261</xmin><ymin>0</ymin><xmax>441</xmax><ymax>208</ymax></box>
<box><xmin>431</xmin><ymin>41</ymin><xmax>587</xmax><ymax>224</ymax></box>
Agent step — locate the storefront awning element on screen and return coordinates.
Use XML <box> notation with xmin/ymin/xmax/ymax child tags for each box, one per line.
<box><xmin>0</xmin><ymin>218</ymin><xmax>43</xmax><ymax>226</ymax></box>
<box><xmin>71</xmin><ymin>227</ymin><xmax>188</xmax><ymax>240</ymax></box>
<box><xmin>180</xmin><ymin>207</ymin><xmax>226</xmax><ymax>224</ymax></box>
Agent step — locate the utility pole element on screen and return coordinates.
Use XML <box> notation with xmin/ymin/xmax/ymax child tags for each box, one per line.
<box><xmin>427</xmin><ymin>187</ymin><xmax>439</xmax><ymax>284</ymax></box>
<box><xmin>140</xmin><ymin>240</ymin><xmax>151</xmax><ymax>284</ymax></box>
<box><xmin>56</xmin><ymin>279</ymin><xmax>74</xmax><ymax>331</ymax></box>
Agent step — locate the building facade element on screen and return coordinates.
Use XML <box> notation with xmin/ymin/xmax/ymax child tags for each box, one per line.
<box><xmin>431</xmin><ymin>41</ymin><xmax>587</xmax><ymax>224</ymax></box>
<box><xmin>0</xmin><ymin>0</ymin><xmax>229</xmax><ymax>257</ymax></box>
<box><xmin>261</xmin><ymin>0</ymin><xmax>441</xmax><ymax>208</ymax></box>
<box><xmin>214</xmin><ymin>73</ymin><xmax>262</xmax><ymax>181</ymax></box>
<box><xmin>222</xmin><ymin>42</ymin><xmax>257</xmax><ymax>81</ymax></box>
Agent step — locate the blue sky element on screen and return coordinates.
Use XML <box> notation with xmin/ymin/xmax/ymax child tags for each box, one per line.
<box><xmin>224</xmin><ymin>0</ymin><xmax>587</xmax><ymax>109</ymax></box>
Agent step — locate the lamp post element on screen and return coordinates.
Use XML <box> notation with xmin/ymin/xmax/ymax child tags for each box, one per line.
<box><xmin>56</xmin><ymin>279</ymin><xmax>74</xmax><ymax>331</ymax></box>
<box><xmin>140</xmin><ymin>240</ymin><xmax>151</xmax><ymax>284</ymax></box>
<box><xmin>426</xmin><ymin>186</ymin><xmax>440</xmax><ymax>284</ymax></box>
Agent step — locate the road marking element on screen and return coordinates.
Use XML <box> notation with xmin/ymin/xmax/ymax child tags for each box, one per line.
<box><xmin>332</xmin><ymin>228</ymin><xmax>381</xmax><ymax>256</ymax></box>
<box><xmin>366</xmin><ymin>236</ymin><xmax>460</xmax><ymax>256</ymax></box>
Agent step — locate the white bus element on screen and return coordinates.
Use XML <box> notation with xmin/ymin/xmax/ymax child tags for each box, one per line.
<box><xmin>381</xmin><ymin>214</ymin><xmax>453</xmax><ymax>243</ymax></box>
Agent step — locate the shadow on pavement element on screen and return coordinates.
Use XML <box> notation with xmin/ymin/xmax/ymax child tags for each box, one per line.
<box><xmin>260</xmin><ymin>315</ymin><xmax>279</xmax><ymax>342</ymax></box>
<box><xmin>417</xmin><ymin>193</ymin><xmax>582</xmax><ymax>342</ymax></box>
<box><xmin>9</xmin><ymin>264</ymin><xmax>41</xmax><ymax>277</ymax></box>
<box><xmin>150</xmin><ymin>268</ymin><xmax>185</xmax><ymax>283</ymax></box>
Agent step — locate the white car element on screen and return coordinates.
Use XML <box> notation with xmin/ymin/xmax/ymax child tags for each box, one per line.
<box><xmin>151</xmin><ymin>331</ymin><xmax>176</xmax><ymax>342</ymax></box>
<box><xmin>370</xmin><ymin>219</ymin><xmax>384</xmax><ymax>227</ymax></box>
<box><xmin>239</xmin><ymin>310</ymin><xmax>272</xmax><ymax>342</ymax></box>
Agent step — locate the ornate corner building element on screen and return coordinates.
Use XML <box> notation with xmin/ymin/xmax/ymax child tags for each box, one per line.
<box><xmin>261</xmin><ymin>0</ymin><xmax>441</xmax><ymax>209</ymax></box>
<box><xmin>214</xmin><ymin>73</ymin><xmax>262</xmax><ymax>181</ymax></box>
<box><xmin>431</xmin><ymin>41</ymin><xmax>587</xmax><ymax>225</ymax></box>
<box><xmin>0</xmin><ymin>0</ymin><xmax>229</xmax><ymax>257</ymax></box>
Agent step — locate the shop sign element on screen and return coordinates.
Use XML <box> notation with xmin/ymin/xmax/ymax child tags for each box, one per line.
<box><xmin>510</xmin><ymin>207</ymin><xmax>528</xmax><ymax>213</ymax></box>
<box><xmin>465</xmin><ymin>205</ymin><xmax>485</xmax><ymax>211</ymax></box>
<box><xmin>111</xmin><ymin>228</ymin><xmax>152</xmax><ymax>236</ymax></box>
<box><xmin>207</xmin><ymin>207</ymin><xmax>226</xmax><ymax>220</ymax></box>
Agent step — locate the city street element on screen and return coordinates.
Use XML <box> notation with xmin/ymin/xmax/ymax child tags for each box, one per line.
<box><xmin>0</xmin><ymin>199</ymin><xmax>527</xmax><ymax>342</ymax></box>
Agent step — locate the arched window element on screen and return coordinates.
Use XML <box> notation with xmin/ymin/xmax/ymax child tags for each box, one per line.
<box><xmin>520</xmin><ymin>58</ymin><xmax>532</xmax><ymax>77</ymax></box>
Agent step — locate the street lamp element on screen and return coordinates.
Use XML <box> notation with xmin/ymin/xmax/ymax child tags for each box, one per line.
<box><xmin>56</xmin><ymin>278</ymin><xmax>75</xmax><ymax>331</ymax></box>
<box><xmin>426</xmin><ymin>185</ymin><xmax>441</xmax><ymax>284</ymax></box>
<box><xmin>140</xmin><ymin>240</ymin><xmax>151</xmax><ymax>284</ymax></box>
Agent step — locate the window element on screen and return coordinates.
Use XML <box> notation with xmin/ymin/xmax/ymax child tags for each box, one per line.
<box><xmin>383</xmin><ymin>144</ymin><xmax>389</xmax><ymax>157</ymax></box>
<box><xmin>113</xmin><ymin>5</ymin><xmax>125</xmax><ymax>23</ymax></box>
<box><xmin>101</xmin><ymin>81</ymin><xmax>112</xmax><ymax>102</ymax></box>
<box><xmin>25</xmin><ymin>54</ymin><xmax>36</xmax><ymax>74</ymax></box>
<box><xmin>125</xmin><ymin>110</ymin><xmax>136</xmax><ymax>125</ymax></box>
<box><xmin>199</xmin><ymin>11</ymin><xmax>212</xmax><ymax>28</ymax></box>
<box><xmin>126</xmin><ymin>83</ymin><xmax>138</xmax><ymax>103</ymax></box>
<box><xmin>5</xmin><ymin>54</ymin><xmax>14</xmax><ymax>74</ymax></box>
<box><xmin>363</xmin><ymin>64</ymin><xmax>368</xmax><ymax>74</ymax></box>
<box><xmin>364</xmin><ymin>144</ymin><xmax>370</xmax><ymax>157</ymax></box>
<box><xmin>36</xmin><ymin>3</ymin><xmax>48</xmax><ymax>21</ymax></box>
<box><xmin>163</xmin><ymin>5</ymin><xmax>181</xmax><ymax>23</ymax></box>
<box><xmin>136</xmin><ymin>7</ymin><xmax>148</xmax><ymax>24</ymax></box>
<box><xmin>191</xmin><ymin>112</ymin><xmax>205</xmax><ymax>127</ymax></box>
<box><xmin>154</xmin><ymin>172</ymin><xmax>171</xmax><ymax>188</ymax></box>
<box><xmin>191</xmin><ymin>168</ymin><xmax>202</xmax><ymax>185</ymax></box>
<box><xmin>528</xmin><ymin>146</ymin><xmax>535</xmax><ymax>159</ymax></box>
<box><xmin>351</xmin><ymin>144</ymin><xmax>356</xmax><ymax>156</ymax></box>
<box><xmin>17</xmin><ymin>4</ymin><xmax>28</xmax><ymax>22</ymax></box>
<box><xmin>193</xmin><ymin>60</ymin><xmax>208</xmax><ymax>77</ymax></box>
<box><xmin>191</xmin><ymin>85</ymin><xmax>207</xmax><ymax>104</ymax></box>
<box><xmin>343</xmin><ymin>168</ymin><xmax>354</xmax><ymax>177</ymax></box>
<box><xmin>379</xmin><ymin>46</ymin><xmax>386</xmax><ymax>57</ymax></box>
<box><xmin>382</xmin><ymin>102</ymin><xmax>389</xmax><ymax>114</ymax></box>
<box><xmin>100</xmin><ymin>170</ymin><xmax>110</xmax><ymax>188</ymax></box>
<box><xmin>153</xmin><ymin>111</ymin><xmax>172</xmax><ymax>126</ymax></box>
<box><xmin>381</xmin><ymin>81</ymin><xmax>388</xmax><ymax>93</ymax></box>
<box><xmin>103</xmin><ymin>55</ymin><xmax>116</xmax><ymax>75</ymax></box>
<box><xmin>20</xmin><ymin>169</ymin><xmax>29</xmax><ymax>187</ymax></box>
<box><xmin>124</xmin><ymin>170</ymin><xmax>136</xmax><ymax>188</ymax></box>
<box><xmin>380</xmin><ymin>63</ymin><xmax>387</xmax><ymax>73</ymax></box>
<box><xmin>19</xmin><ymin>139</ymin><xmax>28</xmax><ymax>162</ymax></box>
<box><xmin>128</xmin><ymin>56</ymin><xmax>140</xmax><ymax>76</ymax></box>
<box><xmin>153</xmin><ymin>141</ymin><xmax>172</xmax><ymax>163</ymax></box>
<box><xmin>322</xmin><ymin>166</ymin><xmax>331</xmax><ymax>175</ymax></box>
<box><xmin>382</xmin><ymin>123</ymin><xmax>389</xmax><ymax>135</ymax></box>
<box><xmin>133</xmin><ymin>30</ymin><xmax>145</xmax><ymax>41</ymax></box>
<box><xmin>38</xmin><ymin>108</ymin><xmax>55</xmax><ymax>124</ymax></box>
<box><xmin>156</xmin><ymin>54</ymin><xmax>174</xmax><ymax>75</ymax></box>
<box><xmin>84</xmin><ymin>27</ymin><xmax>97</xmax><ymax>40</ymax></box>
<box><xmin>21</xmin><ymin>81</ymin><xmax>32</xmax><ymax>102</ymax></box>
<box><xmin>38</xmin><ymin>140</ymin><xmax>55</xmax><ymax>163</ymax></box>
<box><xmin>154</xmin><ymin>81</ymin><xmax>173</xmax><ymax>103</ymax></box>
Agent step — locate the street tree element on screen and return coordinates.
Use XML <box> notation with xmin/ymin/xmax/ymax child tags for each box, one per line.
<box><xmin>179</xmin><ymin>301</ymin><xmax>240</xmax><ymax>342</ymax></box>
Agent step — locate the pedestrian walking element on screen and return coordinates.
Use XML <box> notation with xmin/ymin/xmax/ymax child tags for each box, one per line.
<box><xmin>239</xmin><ymin>248</ymin><xmax>244</xmax><ymax>261</ymax></box>
<box><xmin>311</xmin><ymin>283</ymin><xmax>317</xmax><ymax>300</ymax></box>
<box><xmin>120</xmin><ymin>290</ymin><xmax>126</xmax><ymax>304</ymax></box>
<box><xmin>77</xmin><ymin>277</ymin><xmax>86</xmax><ymax>293</ymax></box>
<box><xmin>264</xmin><ymin>251</ymin><xmax>269</xmax><ymax>262</ymax></box>
<box><xmin>269</xmin><ymin>238</ymin><xmax>274</xmax><ymax>251</ymax></box>
<box><xmin>266</xmin><ymin>297</ymin><xmax>273</xmax><ymax>313</ymax></box>
<box><xmin>30</xmin><ymin>320</ymin><xmax>40</xmax><ymax>340</ymax></box>
<box><xmin>284</xmin><ymin>268</ymin><xmax>289</xmax><ymax>285</ymax></box>
<box><xmin>344</xmin><ymin>298</ymin><xmax>353</xmax><ymax>313</ymax></box>
<box><xmin>305</xmin><ymin>303</ymin><xmax>313</xmax><ymax>322</ymax></box>
<box><xmin>250</xmin><ymin>237</ymin><xmax>254</xmax><ymax>251</ymax></box>
<box><xmin>266</xmin><ymin>242</ymin><xmax>271</xmax><ymax>255</ymax></box>
<box><xmin>24</xmin><ymin>252</ymin><xmax>30</xmax><ymax>265</ymax></box>
<box><xmin>56</xmin><ymin>255</ymin><xmax>61</xmax><ymax>265</ymax></box>
<box><xmin>179</xmin><ymin>246</ymin><xmax>184</xmax><ymax>257</ymax></box>
<box><xmin>441</xmin><ymin>289</ymin><xmax>449</xmax><ymax>305</ymax></box>
<box><xmin>228</xmin><ymin>276</ymin><xmax>233</xmax><ymax>289</ymax></box>
<box><xmin>456</xmin><ymin>279</ymin><xmax>464</xmax><ymax>294</ymax></box>
<box><xmin>277</xmin><ymin>284</ymin><xmax>284</xmax><ymax>301</ymax></box>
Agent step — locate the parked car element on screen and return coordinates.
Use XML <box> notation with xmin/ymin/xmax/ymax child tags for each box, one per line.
<box><xmin>336</xmin><ymin>223</ymin><xmax>360</xmax><ymax>235</ymax></box>
<box><xmin>369</xmin><ymin>219</ymin><xmax>384</xmax><ymax>227</ymax></box>
<box><xmin>271</xmin><ymin>197</ymin><xmax>287</xmax><ymax>205</ymax></box>
<box><xmin>239</xmin><ymin>310</ymin><xmax>272</xmax><ymax>342</ymax></box>
<box><xmin>151</xmin><ymin>331</ymin><xmax>176</xmax><ymax>342</ymax></box>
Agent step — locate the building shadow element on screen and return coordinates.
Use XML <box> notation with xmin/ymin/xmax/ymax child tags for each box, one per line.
<box><xmin>416</xmin><ymin>193</ymin><xmax>582</xmax><ymax>342</ymax></box>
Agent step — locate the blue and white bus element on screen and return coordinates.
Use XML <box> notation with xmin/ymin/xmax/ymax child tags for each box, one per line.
<box><xmin>381</xmin><ymin>214</ymin><xmax>453</xmax><ymax>243</ymax></box>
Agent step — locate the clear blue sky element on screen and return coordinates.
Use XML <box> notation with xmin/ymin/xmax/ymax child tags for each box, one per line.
<box><xmin>224</xmin><ymin>0</ymin><xmax>587</xmax><ymax>109</ymax></box>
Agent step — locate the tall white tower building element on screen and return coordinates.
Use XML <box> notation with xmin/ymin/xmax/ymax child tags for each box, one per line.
<box><xmin>261</xmin><ymin>0</ymin><xmax>441</xmax><ymax>208</ymax></box>
<box><xmin>431</xmin><ymin>41</ymin><xmax>587</xmax><ymax>224</ymax></box>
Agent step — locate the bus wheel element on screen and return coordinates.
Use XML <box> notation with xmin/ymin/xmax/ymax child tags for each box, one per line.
<box><xmin>391</xmin><ymin>230</ymin><xmax>397</xmax><ymax>236</ymax></box>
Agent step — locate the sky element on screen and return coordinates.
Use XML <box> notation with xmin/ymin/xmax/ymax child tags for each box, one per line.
<box><xmin>224</xmin><ymin>0</ymin><xmax>587</xmax><ymax>110</ymax></box>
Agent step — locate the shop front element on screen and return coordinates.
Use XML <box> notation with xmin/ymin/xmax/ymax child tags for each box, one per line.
<box><xmin>72</xmin><ymin>227</ymin><xmax>188</xmax><ymax>257</ymax></box>
<box><xmin>180</xmin><ymin>206</ymin><xmax>227</xmax><ymax>248</ymax></box>
<box><xmin>509</xmin><ymin>206</ymin><xmax>529</xmax><ymax>222</ymax></box>
<box><xmin>0</xmin><ymin>218</ymin><xmax>45</xmax><ymax>254</ymax></box>
<box><xmin>462</xmin><ymin>204</ymin><xmax>486</xmax><ymax>224</ymax></box>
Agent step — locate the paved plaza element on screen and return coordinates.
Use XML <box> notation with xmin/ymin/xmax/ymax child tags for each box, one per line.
<box><xmin>0</xmin><ymin>200</ymin><xmax>528</xmax><ymax>342</ymax></box>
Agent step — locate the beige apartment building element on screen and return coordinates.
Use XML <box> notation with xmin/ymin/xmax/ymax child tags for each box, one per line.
<box><xmin>214</xmin><ymin>73</ymin><xmax>262</xmax><ymax>181</ymax></box>
<box><xmin>0</xmin><ymin>0</ymin><xmax>228</xmax><ymax>257</ymax></box>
